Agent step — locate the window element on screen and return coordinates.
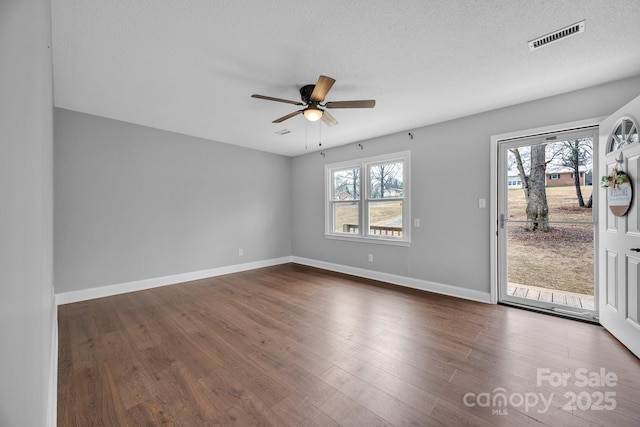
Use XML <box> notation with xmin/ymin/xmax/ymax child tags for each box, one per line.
<box><xmin>550</xmin><ymin>174</ymin><xmax>560</xmax><ymax>179</ymax></box>
<box><xmin>607</xmin><ymin>117</ymin><xmax>638</xmax><ymax>152</ymax></box>
<box><xmin>325</xmin><ymin>151</ymin><xmax>410</xmax><ymax>245</ymax></box>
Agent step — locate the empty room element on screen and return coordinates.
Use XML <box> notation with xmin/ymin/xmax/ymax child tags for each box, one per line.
<box><xmin>2</xmin><ymin>1</ymin><xmax>640</xmax><ymax>426</ymax></box>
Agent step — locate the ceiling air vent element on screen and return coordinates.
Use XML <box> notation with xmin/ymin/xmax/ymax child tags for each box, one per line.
<box><xmin>528</xmin><ymin>20</ymin><xmax>585</xmax><ymax>51</ymax></box>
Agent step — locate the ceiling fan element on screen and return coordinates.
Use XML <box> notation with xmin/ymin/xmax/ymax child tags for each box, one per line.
<box><xmin>251</xmin><ymin>75</ymin><xmax>375</xmax><ymax>127</ymax></box>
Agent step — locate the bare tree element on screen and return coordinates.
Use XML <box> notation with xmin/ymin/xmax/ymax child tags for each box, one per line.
<box><xmin>348</xmin><ymin>168</ymin><xmax>359</xmax><ymax>200</ymax></box>
<box><xmin>334</xmin><ymin>168</ymin><xmax>360</xmax><ymax>200</ymax></box>
<box><xmin>510</xmin><ymin>148</ymin><xmax>530</xmax><ymax>202</ymax></box>
<box><xmin>525</xmin><ymin>144</ymin><xmax>550</xmax><ymax>231</ymax></box>
<box><xmin>557</xmin><ymin>138</ymin><xmax>593</xmax><ymax>208</ymax></box>
<box><xmin>370</xmin><ymin>162</ymin><xmax>402</xmax><ymax>198</ymax></box>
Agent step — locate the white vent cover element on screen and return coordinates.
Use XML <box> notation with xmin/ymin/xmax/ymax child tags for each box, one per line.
<box><xmin>528</xmin><ymin>20</ymin><xmax>585</xmax><ymax>51</ymax></box>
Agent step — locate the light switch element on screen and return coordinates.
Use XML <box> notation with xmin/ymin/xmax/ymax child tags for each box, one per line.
<box><xmin>478</xmin><ymin>198</ymin><xmax>486</xmax><ymax>209</ymax></box>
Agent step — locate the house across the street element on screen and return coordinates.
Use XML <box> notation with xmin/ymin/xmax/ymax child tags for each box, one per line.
<box><xmin>508</xmin><ymin>165</ymin><xmax>592</xmax><ymax>189</ymax></box>
<box><xmin>545</xmin><ymin>164</ymin><xmax>591</xmax><ymax>187</ymax></box>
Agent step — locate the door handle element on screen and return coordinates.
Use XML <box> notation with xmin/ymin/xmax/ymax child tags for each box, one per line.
<box><xmin>631</xmin><ymin>248</ymin><xmax>640</xmax><ymax>252</ymax></box>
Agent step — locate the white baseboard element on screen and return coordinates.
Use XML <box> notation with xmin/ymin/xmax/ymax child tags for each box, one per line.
<box><xmin>54</xmin><ymin>257</ymin><xmax>293</xmax><ymax>305</ymax></box>
<box><xmin>54</xmin><ymin>255</ymin><xmax>491</xmax><ymax>306</ymax></box>
<box><xmin>292</xmin><ymin>257</ymin><xmax>493</xmax><ymax>304</ymax></box>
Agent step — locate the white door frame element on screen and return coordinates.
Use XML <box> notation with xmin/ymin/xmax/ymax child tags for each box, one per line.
<box><xmin>490</xmin><ymin>117</ymin><xmax>605</xmax><ymax>304</ymax></box>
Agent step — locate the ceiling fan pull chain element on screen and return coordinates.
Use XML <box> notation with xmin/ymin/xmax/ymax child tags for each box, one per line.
<box><xmin>319</xmin><ymin>121</ymin><xmax>322</xmax><ymax>147</ymax></box>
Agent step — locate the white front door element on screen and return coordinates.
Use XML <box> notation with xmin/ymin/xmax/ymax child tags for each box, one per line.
<box><xmin>599</xmin><ymin>94</ymin><xmax>640</xmax><ymax>358</ymax></box>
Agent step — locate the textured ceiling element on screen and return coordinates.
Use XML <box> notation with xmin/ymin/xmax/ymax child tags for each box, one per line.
<box><xmin>51</xmin><ymin>0</ymin><xmax>640</xmax><ymax>156</ymax></box>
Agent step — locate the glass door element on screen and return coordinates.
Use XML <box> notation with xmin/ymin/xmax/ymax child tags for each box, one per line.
<box><xmin>498</xmin><ymin>126</ymin><xmax>598</xmax><ymax>320</ymax></box>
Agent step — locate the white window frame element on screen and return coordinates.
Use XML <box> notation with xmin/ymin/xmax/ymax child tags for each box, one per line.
<box><xmin>324</xmin><ymin>150</ymin><xmax>411</xmax><ymax>246</ymax></box>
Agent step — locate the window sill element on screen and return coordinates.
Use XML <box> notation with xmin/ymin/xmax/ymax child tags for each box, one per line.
<box><xmin>324</xmin><ymin>233</ymin><xmax>411</xmax><ymax>247</ymax></box>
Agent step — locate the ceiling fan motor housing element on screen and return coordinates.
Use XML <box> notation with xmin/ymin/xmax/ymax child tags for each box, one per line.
<box><xmin>300</xmin><ymin>84</ymin><xmax>316</xmax><ymax>105</ymax></box>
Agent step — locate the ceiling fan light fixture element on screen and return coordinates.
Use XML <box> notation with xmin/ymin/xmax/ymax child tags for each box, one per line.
<box><xmin>303</xmin><ymin>107</ymin><xmax>323</xmax><ymax>122</ymax></box>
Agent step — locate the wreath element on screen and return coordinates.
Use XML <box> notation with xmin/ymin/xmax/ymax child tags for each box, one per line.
<box><xmin>600</xmin><ymin>168</ymin><xmax>628</xmax><ymax>189</ymax></box>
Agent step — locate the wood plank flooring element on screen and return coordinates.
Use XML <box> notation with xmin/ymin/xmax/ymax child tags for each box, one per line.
<box><xmin>57</xmin><ymin>263</ymin><xmax>640</xmax><ymax>426</ymax></box>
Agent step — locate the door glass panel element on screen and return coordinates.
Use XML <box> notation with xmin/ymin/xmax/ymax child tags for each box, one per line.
<box><xmin>506</xmin><ymin>222</ymin><xmax>594</xmax><ymax>310</ymax></box>
<box><xmin>501</xmin><ymin>131</ymin><xmax>596</xmax><ymax>318</ymax></box>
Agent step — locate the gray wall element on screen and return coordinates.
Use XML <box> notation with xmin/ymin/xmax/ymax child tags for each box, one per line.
<box><xmin>0</xmin><ymin>0</ymin><xmax>56</xmax><ymax>425</ymax></box>
<box><xmin>54</xmin><ymin>109</ymin><xmax>292</xmax><ymax>293</ymax></box>
<box><xmin>54</xmin><ymin>76</ymin><xmax>640</xmax><ymax>298</ymax></box>
<box><xmin>292</xmin><ymin>75</ymin><xmax>640</xmax><ymax>295</ymax></box>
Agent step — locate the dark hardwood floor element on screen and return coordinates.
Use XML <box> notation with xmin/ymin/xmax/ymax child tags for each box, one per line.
<box><xmin>57</xmin><ymin>263</ymin><xmax>640</xmax><ymax>426</ymax></box>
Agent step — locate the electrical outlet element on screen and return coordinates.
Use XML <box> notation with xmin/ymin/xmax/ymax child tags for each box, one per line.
<box><xmin>368</xmin><ymin>254</ymin><xmax>374</xmax><ymax>262</ymax></box>
<box><xmin>238</xmin><ymin>249</ymin><xmax>244</xmax><ymax>256</ymax></box>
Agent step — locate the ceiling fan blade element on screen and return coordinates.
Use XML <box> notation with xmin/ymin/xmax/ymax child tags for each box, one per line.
<box><xmin>321</xmin><ymin>110</ymin><xmax>338</xmax><ymax>127</ymax></box>
<box><xmin>252</xmin><ymin>94</ymin><xmax>304</xmax><ymax>106</ymax></box>
<box><xmin>272</xmin><ymin>110</ymin><xmax>303</xmax><ymax>123</ymax></box>
<box><xmin>310</xmin><ymin>75</ymin><xmax>336</xmax><ymax>102</ymax></box>
<box><xmin>325</xmin><ymin>100</ymin><xmax>376</xmax><ymax>109</ymax></box>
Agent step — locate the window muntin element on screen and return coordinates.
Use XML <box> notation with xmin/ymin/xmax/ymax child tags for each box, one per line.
<box><xmin>325</xmin><ymin>151</ymin><xmax>410</xmax><ymax>245</ymax></box>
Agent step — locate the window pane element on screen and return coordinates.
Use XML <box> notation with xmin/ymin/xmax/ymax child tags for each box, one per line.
<box><xmin>333</xmin><ymin>168</ymin><xmax>360</xmax><ymax>200</ymax></box>
<box><xmin>609</xmin><ymin>118</ymin><xmax>638</xmax><ymax>152</ymax></box>
<box><xmin>333</xmin><ymin>201</ymin><xmax>359</xmax><ymax>233</ymax></box>
<box><xmin>325</xmin><ymin>151</ymin><xmax>409</xmax><ymax>242</ymax></box>
<box><xmin>368</xmin><ymin>200</ymin><xmax>403</xmax><ymax>237</ymax></box>
<box><xmin>630</xmin><ymin>122</ymin><xmax>639</xmax><ymax>144</ymax></box>
<box><xmin>369</xmin><ymin>161</ymin><xmax>403</xmax><ymax>199</ymax></box>
<box><xmin>624</xmin><ymin>119</ymin><xmax>633</xmax><ymax>137</ymax></box>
